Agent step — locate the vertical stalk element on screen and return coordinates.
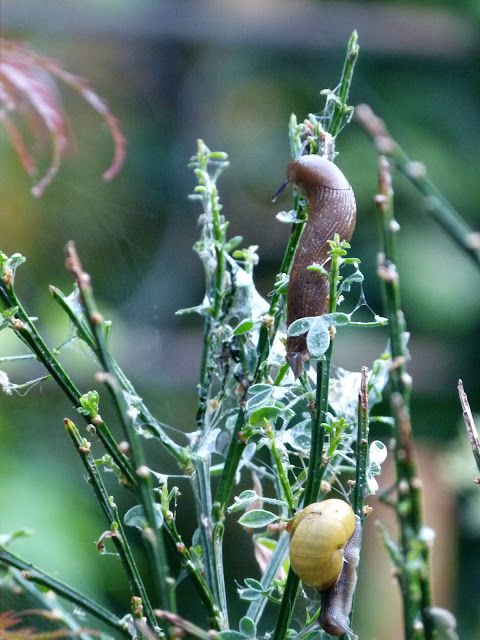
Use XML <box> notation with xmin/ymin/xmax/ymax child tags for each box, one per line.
<box><xmin>193</xmin><ymin>457</ymin><xmax>228</xmax><ymax>628</ymax></box>
<box><xmin>375</xmin><ymin>157</ymin><xmax>432</xmax><ymax>639</ymax></box>
<box><xmin>328</xmin><ymin>31</ymin><xmax>359</xmax><ymax>138</ymax></box>
<box><xmin>353</xmin><ymin>366</ymin><xmax>369</xmax><ymax>516</ymax></box>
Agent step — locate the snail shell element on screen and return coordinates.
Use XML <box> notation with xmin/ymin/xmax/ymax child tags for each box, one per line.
<box><xmin>285</xmin><ymin>155</ymin><xmax>357</xmax><ymax>377</ymax></box>
<box><xmin>289</xmin><ymin>499</ymin><xmax>361</xmax><ymax>639</ymax></box>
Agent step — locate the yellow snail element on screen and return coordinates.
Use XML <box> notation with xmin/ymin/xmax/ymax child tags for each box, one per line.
<box><xmin>288</xmin><ymin>499</ymin><xmax>362</xmax><ymax>639</ymax></box>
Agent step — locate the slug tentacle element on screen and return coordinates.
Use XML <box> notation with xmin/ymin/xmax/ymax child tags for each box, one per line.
<box><xmin>284</xmin><ymin>155</ymin><xmax>356</xmax><ymax>376</ymax></box>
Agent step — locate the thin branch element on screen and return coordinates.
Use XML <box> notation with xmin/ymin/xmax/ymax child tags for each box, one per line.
<box><xmin>355</xmin><ymin>103</ymin><xmax>480</xmax><ymax>268</ymax></box>
<box><xmin>0</xmin><ymin>546</ymin><xmax>129</xmax><ymax>637</ymax></box>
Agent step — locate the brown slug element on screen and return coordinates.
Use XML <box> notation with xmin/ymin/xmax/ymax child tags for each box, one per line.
<box><xmin>284</xmin><ymin>155</ymin><xmax>356</xmax><ymax>377</ymax></box>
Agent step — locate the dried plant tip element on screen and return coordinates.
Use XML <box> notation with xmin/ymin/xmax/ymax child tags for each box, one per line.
<box><xmin>377</xmin><ymin>263</ymin><xmax>399</xmax><ymax>284</ymax></box>
<box><xmin>378</xmin><ymin>156</ymin><xmax>392</xmax><ymax>196</ymax></box>
<box><xmin>375</xmin><ymin>194</ymin><xmax>389</xmax><ymax>210</ymax></box>
<box><xmin>136</xmin><ymin>465</ymin><xmax>151</xmax><ymax>478</ymax></box>
<box><xmin>355</xmin><ymin>104</ymin><xmax>396</xmax><ymax>154</ymax></box>
<box><xmin>407</xmin><ymin>161</ymin><xmax>427</xmax><ymax>179</ymax></box>
<box><xmin>465</xmin><ymin>231</ymin><xmax>480</xmax><ymax>250</ymax></box>
<box><xmin>90</xmin><ymin>311</ymin><xmax>103</xmax><ymax>324</ymax></box>
<box><xmin>2</xmin><ymin>270</ymin><xmax>14</xmax><ymax>285</ymax></box>
<box><xmin>321</xmin><ymin>480</ymin><xmax>331</xmax><ymax>493</ymax></box>
<box><xmin>118</xmin><ymin>440</ymin><xmax>130</xmax><ymax>454</ymax></box>
<box><xmin>389</xmin><ymin>356</ymin><xmax>406</xmax><ymax>371</ymax></box>
<box><xmin>94</xmin><ymin>371</ymin><xmax>116</xmax><ymax>386</ymax></box>
<box><xmin>64</xmin><ymin>241</ymin><xmax>86</xmax><ymax>284</ymax></box>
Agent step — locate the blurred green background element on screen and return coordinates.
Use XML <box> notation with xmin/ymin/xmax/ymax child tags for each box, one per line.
<box><xmin>1</xmin><ymin>0</ymin><xmax>479</xmax><ymax>637</ymax></box>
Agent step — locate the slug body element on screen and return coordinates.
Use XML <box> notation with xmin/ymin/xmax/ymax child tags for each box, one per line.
<box><xmin>288</xmin><ymin>499</ymin><xmax>361</xmax><ymax>639</ymax></box>
<box><xmin>285</xmin><ymin>156</ymin><xmax>356</xmax><ymax>377</ymax></box>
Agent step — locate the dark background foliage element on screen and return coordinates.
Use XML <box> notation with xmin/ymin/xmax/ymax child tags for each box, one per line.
<box><xmin>1</xmin><ymin>1</ymin><xmax>479</xmax><ymax>637</ymax></box>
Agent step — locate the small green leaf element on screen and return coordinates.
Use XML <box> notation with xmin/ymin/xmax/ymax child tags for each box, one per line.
<box><xmin>239</xmin><ymin>588</ymin><xmax>263</xmax><ymax>602</ymax></box>
<box><xmin>321</xmin><ymin>312</ymin><xmax>350</xmax><ymax>326</ymax></box>
<box><xmin>228</xmin><ymin>491</ymin><xmax>288</xmax><ymax>513</ymax></box>
<box><xmin>225</xmin><ymin>236</ymin><xmax>243</xmax><ymax>253</ymax></box>
<box><xmin>287</xmin><ymin>317</ymin><xmax>315</xmax><ymax>336</ymax></box>
<box><xmin>248</xmin><ymin>383</ymin><xmax>273</xmax><ymax>395</ymax></box>
<box><xmin>233</xmin><ymin>319</ymin><xmax>254</xmax><ymax>335</ymax></box>
<box><xmin>274</xmin><ymin>272</ymin><xmax>289</xmax><ymax>294</ymax></box>
<box><xmin>239</xmin><ymin>617</ymin><xmax>256</xmax><ymax>639</ymax></box>
<box><xmin>238</xmin><ymin>509</ymin><xmax>278</xmax><ymax>528</ymax></box>
<box><xmin>244</xmin><ymin>578</ymin><xmax>263</xmax><ymax>590</ymax></box>
<box><xmin>219</xmin><ymin>633</ymin><xmax>246</xmax><ymax>640</ymax></box>
<box><xmin>248</xmin><ymin>406</ymin><xmax>283</xmax><ymax>427</ymax></box>
<box><xmin>124</xmin><ymin>504</ymin><xmax>164</xmax><ymax>530</ymax></box>
<box><xmin>307</xmin><ymin>263</ymin><xmax>329</xmax><ymax>276</ymax></box>
<box><xmin>306</xmin><ymin>319</ymin><xmax>330</xmax><ymax>357</ymax></box>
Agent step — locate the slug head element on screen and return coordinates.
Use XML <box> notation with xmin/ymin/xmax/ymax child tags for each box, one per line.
<box><xmin>286</xmin><ymin>155</ymin><xmax>351</xmax><ymax>197</ymax></box>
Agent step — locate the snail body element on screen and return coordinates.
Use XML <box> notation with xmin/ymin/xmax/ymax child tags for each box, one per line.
<box><xmin>285</xmin><ymin>155</ymin><xmax>356</xmax><ymax>377</ymax></box>
<box><xmin>288</xmin><ymin>499</ymin><xmax>362</xmax><ymax>639</ymax></box>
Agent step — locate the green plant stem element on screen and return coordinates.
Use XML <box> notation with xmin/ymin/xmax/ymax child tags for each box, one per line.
<box><xmin>375</xmin><ymin>157</ymin><xmax>432</xmax><ymax>640</ymax></box>
<box><xmin>266</xmin><ymin>423</ymin><xmax>296</xmax><ymax>514</ymax></box>
<box><xmin>356</xmin><ymin>103</ymin><xmax>480</xmax><ymax>269</ymax></box>
<box><xmin>0</xmin><ymin>546</ymin><xmax>129</xmax><ymax>637</ymax></box>
<box><xmin>303</xmin><ymin>355</ymin><xmax>329</xmax><ymax>506</ymax></box>
<box><xmin>9</xmin><ymin>571</ymin><xmax>97</xmax><ymax>640</ymax></box>
<box><xmin>255</xmin><ymin>198</ymin><xmax>307</xmax><ymax>376</ymax></box>
<box><xmin>343</xmin><ymin>366</ymin><xmax>369</xmax><ymax>640</ymax></box>
<box><xmin>65</xmin><ymin>243</ymin><xmax>175</xmax><ymax>626</ymax></box>
<box><xmin>50</xmin><ymin>284</ymin><xmax>186</xmax><ymax>465</ymax></box>
<box><xmin>192</xmin><ymin>142</ymin><xmax>231</xmax><ymax>430</ymax></box>
<box><xmin>211</xmin><ymin>411</ymin><xmax>249</xmax><ymax>630</ymax></box>
<box><xmin>271</xmin><ymin>569</ymin><xmax>300</xmax><ymax>640</ymax></box>
<box><xmin>353</xmin><ymin>366</ymin><xmax>369</xmax><ymax>516</ymax></box>
<box><xmin>0</xmin><ymin>277</ymin><xmax>135</xmax><ymax>486</ymax></box>
<box><xmin>193</xmin><ymin>457</ymin><xmax>228</xmax><ymax>628</ymax></box>
<box><xmin>375</xmin><ymin>158</ymin><xmax>408</xmax><ymax>402</ymax></box>
<box><xmin>64</xmin><ymin>418</ymin><xmax>157</xmax><ymax>630</ymax></box>
<box><xmin>213</xmin><ymin>409</ymin><xmax>247</xmax><ymax>520</ymax></box>
<box><xmin>162</xmin><ymin>515</ymin><xmax>222</xmax><ymax>630</ymax></box>
<box><xmin>328</xmin><ymin>31</ymin><xmax>359</xmax><ymax>138</ymax></box>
